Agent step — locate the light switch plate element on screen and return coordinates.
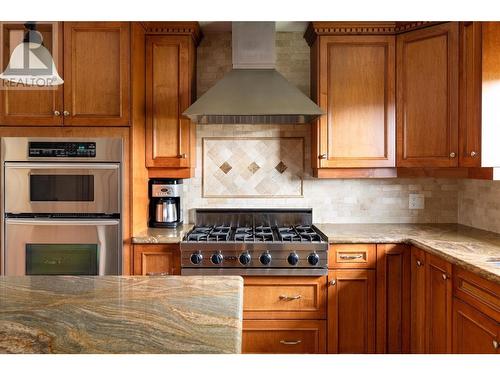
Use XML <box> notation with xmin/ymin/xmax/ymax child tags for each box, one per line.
<box><xmin>409</xmin><ymin>193</ymin><xmax>425</xmax><ymax>209</ymax></box>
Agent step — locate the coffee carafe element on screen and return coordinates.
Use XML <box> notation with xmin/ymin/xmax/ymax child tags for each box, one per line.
<box><xmin>149</xmin><ymin>179</ymin><xmax>183</xmax><ymax>228</ymax></box>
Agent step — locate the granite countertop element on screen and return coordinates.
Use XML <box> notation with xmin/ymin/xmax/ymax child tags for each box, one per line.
<box><xmin>132</xmin><ymin>224</ymin><xmax>194</xmax><ymax>244</ymax></box>
<box><xmin>0</xmin><ymin>276</ymin><xmax>243</xmax><ymax>354</ymax></box>
<box><xmin>315</xmin><ymin>223</ymin><xmax>500</xmax><ymax>283</ymax></box>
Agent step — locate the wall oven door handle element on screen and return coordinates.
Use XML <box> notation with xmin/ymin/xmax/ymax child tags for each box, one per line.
<box><xmin>5</xmin><ymin>218</ymin><xmax>120</xmax><ymax>226</ymax></box>
<box><xmin>5</xmin><ymin>162</ymin><xmax>119</xmax><ymax>170</ymax></box>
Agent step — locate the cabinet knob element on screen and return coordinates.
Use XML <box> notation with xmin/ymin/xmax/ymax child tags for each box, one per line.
<box><xmin>442</xmin><ymin>273</ymin><xmax>448</xmax><ymax>280</ymax></box>
<box><xmin>449</xmin><ymin>152</ymin><xmax>456</xmax><ymax>158</ymax></box>
<box><xmin>329</xmin><ymin>279</ymin><xmax>336</xmax><ymax>286</ymax></box>
<box><xmin>319</xmin><ymin>153</ymin><xmax>327</xmax><ymax>159</ymax></box>
<box><xmin>63</xmin><ymin>110</ymin><xmax>70</xmax><ymax>117</ymax></box>
<box><xmin>53</xmin><ymin>110</ymin><xmax>61</xmax><ymax>116</ymax></box>
<box><xmin>178</xmin><ymin>153</ymin><xmax>187</xmax><ymax>159</ymax></box>
<box><xmin>493</xmin><ymin>340</ymin><xmax>498</xmax><ymax>350</ymax></box>
<box><xmin>470</xmin><ymin>151</ymin><xmax>477</xmax><ymax>157</ymax></box>
<box><xmin>416</xmin><ymin>260</ymin><xmax>423</xmax><ymax>267</ymax></box>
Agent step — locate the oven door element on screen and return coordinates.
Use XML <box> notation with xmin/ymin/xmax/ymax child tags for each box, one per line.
<box><xmin>4</xmin><ymin>218</ymin><xmax>120</xmax><ymax>275</ymax></box>
<box><xmin>4</xmin><ymin>162</ymin><xmax>120</xmax><ymax>214</ymax></box>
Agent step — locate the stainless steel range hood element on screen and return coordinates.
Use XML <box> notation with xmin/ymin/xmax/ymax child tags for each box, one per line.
<box><xmin>183</xmin><ymin>22</ymin><xmax>324</xmax><ymax>124</ymax></box>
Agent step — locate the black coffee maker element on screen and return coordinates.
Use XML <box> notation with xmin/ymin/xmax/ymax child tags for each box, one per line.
<box><xmin>148</xmin><ymin>179</ymin><xmax>183</xmax><ymax>228</ymax></box>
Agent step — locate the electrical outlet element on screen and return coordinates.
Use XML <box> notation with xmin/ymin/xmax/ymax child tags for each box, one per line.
<box><xmin>409</xmin><ymin>193</ymin><xmax>425</xmax><ymax>209</ymax></box>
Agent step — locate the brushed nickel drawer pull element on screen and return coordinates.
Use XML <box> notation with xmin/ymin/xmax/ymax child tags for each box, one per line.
<box><xmin>339</xmin><ymin>254</ymin><xmax>363</xmax><ymax>260</ymax></box>
<box><xmin>493</xmin><ymin>340</ymin><xmax>498</xmax><ymax>350</ymax></box>
<box><xmin>280</xmin><ymin>340</ymin><xmax>302</xmax><ymax>345</ymax></box>
<box><xmin>279</xmin><ymin>295</ymin><xmax>302</xmax><ymax>301</ymax></box>
<box><xmin>146</xmin><ymin>272</ymin><xmax>168</xmax><ymax>276</ymax></box>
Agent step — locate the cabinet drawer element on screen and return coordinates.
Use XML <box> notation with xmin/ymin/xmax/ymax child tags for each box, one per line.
<box><xmin>454</xmin><ymin>267</ymin><xmax>500</xmax><ymax>322</ymax></box>
<box><xmin>242</xmin><ymin>320</ymin><xmax>326</xmax><ymax>354</ymax></box>
<box><xmin>243</xmin><ymin>276</ymin><xmax>327</xmax><ymax>319</ymax></box>
<box><xmin>328</xmin><ymin>244</ymin><xmax>376</xmax><ymax>269</ymax></box>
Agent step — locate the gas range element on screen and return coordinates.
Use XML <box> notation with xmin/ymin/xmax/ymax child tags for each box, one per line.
<box><xmin>180</xmin><ymin>209</ymin><xmax>328</xmax><ymax>276</ymax></box>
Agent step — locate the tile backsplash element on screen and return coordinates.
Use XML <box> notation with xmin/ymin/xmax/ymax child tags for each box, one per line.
<box><xmin>181</xmin><ymin>31</ymin><xmax>497</xmax><ymax>231</ymax></box>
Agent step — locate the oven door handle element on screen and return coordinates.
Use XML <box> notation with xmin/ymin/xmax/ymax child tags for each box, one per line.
<box><xmin>5</xmin><ymin>162</ymin><xmax>119</xmax><ymax>170</ymax></box>
<box><xmin>5</xmin><ymin>218</ymin><xmax>120</xmax><ymax>226</ymax></box>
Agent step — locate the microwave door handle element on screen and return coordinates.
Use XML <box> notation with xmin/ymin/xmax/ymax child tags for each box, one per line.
<box><xmin>5</xmin><ymin>219</ymin><xmax>120</xmax><ymax>226</ymax></box>
<box><xmin>4</xmin><ymin>162</ymin><xmax>119</xmax><ymax>170</ymax></box>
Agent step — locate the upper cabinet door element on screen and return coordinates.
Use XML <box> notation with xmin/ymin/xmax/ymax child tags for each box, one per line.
<box><xmin>63</xmin><ymin>22</ymin><xmax>130</xmax><ymax>126</ymax></box>
<box><xmin>397</xmin><ymin>23</ymin><xmax>459</xmax><ymax>167</ymax></box>
<box><xmin>0</xmin><ymin>22</ymin><xmax>63</xmax><ymax>126</ymax></box>
<box><xmin>145</xmin><ymin>35</ymin><xmax>194</xmax><ymax>168</ymax></box>
<box><xmin>317</xmin><ymin>35</ymin><xmax>395</xmax><ymax>168</ymax></box>
<box><xmin>459</xmin><ymin>22</ymin><xmax>482</xmax><ymax>167</ymax></box>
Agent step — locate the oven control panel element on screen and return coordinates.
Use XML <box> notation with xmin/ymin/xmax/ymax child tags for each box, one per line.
<box><xmin>28</xmin><ymin>142</ymin><xmax>96</xmax><ymax>158</ymax></box>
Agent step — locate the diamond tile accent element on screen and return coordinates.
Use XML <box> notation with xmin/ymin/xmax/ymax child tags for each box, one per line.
<box><xmin>219</xmin><ymin>161</ymin><xmax>232</xmax><ymax>174</ymax></box>
<box><xmin>275</xmin><ymin>161</ymin><xmax>288</xmax><ymax>174</ymax></box>
<box><xmin>203</xmin><ymin>137</ymin><xmax>304</xmax><ymax>197</ymax></box>
<box><xmin>248</xmin><ymin>162</ymin><xmax>261</xmax><ymax>174</ymax></box>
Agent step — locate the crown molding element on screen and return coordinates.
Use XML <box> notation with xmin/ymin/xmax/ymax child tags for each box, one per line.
<box><xmin>304</xmin><ymin>21</ymin><xmax>441</xmax><ymax>45</ymax></box>
<box><xmin>142</xmin><ymin>22</ymin><xmax>202</xmax><ymax>45</ymax></box>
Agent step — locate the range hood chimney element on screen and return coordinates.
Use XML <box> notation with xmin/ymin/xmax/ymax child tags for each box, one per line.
<box><xmin>183</xmin><ymin>22</ymin><xmax>324</xmax><ymax>124</ymax></box>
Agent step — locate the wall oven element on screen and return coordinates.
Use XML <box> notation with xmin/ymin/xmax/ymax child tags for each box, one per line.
<box><xmin>1</xmin><ymin>137</ymin><xmax>123</xmax><ymax>276</ymax></box>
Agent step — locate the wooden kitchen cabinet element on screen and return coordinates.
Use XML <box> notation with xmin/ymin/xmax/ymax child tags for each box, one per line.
<box><xmin>243</xmin><ymin>276</ymin><xmax>327</xmax><ymax>320</ymax></box>
<box><xmin>327</xmin><ymin>269</ymin><xmax>376</xmax><ymax>353</ymax></box>
<box><xmin>242</xmin><ymin>320</ymin><xmax>327</xmax><ymax>354</ymax></box>
<box><xmin>0</xmin><ymin>22</ymin><xmax>64</xmax><ymax>126</ymax></box>
<box><xmin>425</xmin><ymin>253</ymin><xmax>453</xmax><ymax>353</ymax></box>
<box><xmin>453</xmin><ymin>298</ymin><xmax>499</xmax><ymax>354</ymax></box>
<box><xmin>0</xmin><ymin>21</ymin><xmax>130</xmax><ymax>127</ymax></box>
<box><xmin>376</xmin><ymin>244</ymin><xmax>411</xmax><ymax>353</ymax></box>
<box><xmin>145</xmin><ymin>34</ymin><xmax>196</xmax><ymax>169</ymax></box>
<box><xmin>308</xmin><ymin>31</ymin><xmax>396</xmax><ymax>176</ymax></box>
<box><xmin>132</xmin><ymin>244</ymin><xmax>180</xmax><ymax>276</ymax></box>
<box><xmin>410</xmin><ymin>246</ymin><xmax>426</xmax><ymax>353</ymax></box>
<box><xmin>397</xmin><ymin>22</ymin><xmax>459</xmax><ymax>167</ymax></box>
<box><xmin>63</xmin><ymin>22</ymin><xmax>130</xmax><ymax>126</ymax></box>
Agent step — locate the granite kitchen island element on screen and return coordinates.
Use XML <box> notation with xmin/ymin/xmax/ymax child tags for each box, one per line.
<box><xmin>0</xmin><ymin>276</ymin><xmax>243</xmax><ymax>354</ymax></box>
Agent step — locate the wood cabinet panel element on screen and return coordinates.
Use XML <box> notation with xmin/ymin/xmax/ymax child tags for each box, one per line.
<box><xmin>425</xmin><ymin>253</ymin><xmax>453</xmax><ymax>354</ymax></box>
<box><xmin>133</xmin><ymin>244</ymin><xmax>180</xmax><ymax>276</ymax></box>
<box><xmin>410</xmin><ymin>246</ymin><xmax>426</xmax><ymax>353</ymax></box>
<box><xmin>0</xmin><ymin>22</ymin><xmax>63</xmax><ymax>126</ymax></box>
<box><xmin>63</xmin><ymin>22</ymin><xmax>130</xmax><ymax>126</ymax></box>
<box><xmin>314</xmin><ymin>35</ymin><xmax>395</xmax><ymax>168</ymax></box>
<box><xmin>242</xmin><ymin>320</ymin><xmax>326</xmax><ymax>354</ymax></box>
<box><xmin>397</xmin><ymin>22</ymin><xmax>459</xmax><ymax>167</ymax></box>
<box><xmin>459</xmin><ymin>22</ymin><xmax>482</xmax><ymax>167</ymax></box>
<box><xmin>376</xmin><ymin>244</ymin><xmax>411</xmax><ymax>353</ymax></box>
<box><xmin>243</xmin><ymin>276</ymin><xmax>327</xmax><ymax>320</ymax></box>
<box><xmin>327</xmin><ymin>269</ymin><xmax>376</xmax><ymax>353</ymax></box>
<box><xmin>328</xmin><ymin>243</ymin><xmax>376</xmax><ymax>269</ymax></box>
<box><xmin>145</xmin><ymin>35</ymin><xmax>194</xmax><ymax>168</ymax></box>
<box><xmin>453</xmin><ymin>298</ymin><xmax>499</xmax><ymax>354</ymax></box>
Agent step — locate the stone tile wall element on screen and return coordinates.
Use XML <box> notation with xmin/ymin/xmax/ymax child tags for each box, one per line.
<box><xmin>458</xmin><ymin>180</ymin><xmax>500</xmax><ymax>233</ymax></box>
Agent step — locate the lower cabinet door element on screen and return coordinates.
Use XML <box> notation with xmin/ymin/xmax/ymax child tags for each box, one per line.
<box><xmin>132</xmin><ymin>244</ymin><xmax>180</xmax><ymax>276</ymax></box>
<box><xmin>327</xmin><ymin>269</ymin><xmax>376</xmax><ymax>353</ymax></box>
<box><xmin>410</xmin><ymin>246</ymin><xmax>426</xmax><ymax>353</ymax></box>
<box><xmin>453</xmin><ymin>298</ymin><xmax>499</xmax><ymax>354</ymax></box>
<box><xmin>242</xmin><ymin>320</ymin><xmax>326</xmax><ymax>354</ymax></box>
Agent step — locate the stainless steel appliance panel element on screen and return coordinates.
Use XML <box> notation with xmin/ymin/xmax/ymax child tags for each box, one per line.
<box><xmin>4</xmin><ymin>162</ymin><xmax>120</xmax><ymax>214</ymax></box>
<box><xmin>4</xmin><ymin>218</ymin><xmax>120</xmax><ymax>276</ymax></box>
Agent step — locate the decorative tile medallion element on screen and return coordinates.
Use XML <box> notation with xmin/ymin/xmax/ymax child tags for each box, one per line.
<box><xmin>203</xmin><ymin>137</ymin><xmax>304</xmax><ymax>198</ymax></box>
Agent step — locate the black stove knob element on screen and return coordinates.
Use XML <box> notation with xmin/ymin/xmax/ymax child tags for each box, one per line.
<box><xmin>211</xmin><ymin>252</ymin><xmax>223</xmax><ymax>265</ymax></box>
<box><xmin>259</xmin><ymin>252</ymin><xmax>272</xmax><ymax>265</ymax></box>
<box><xmin>307</xmin><ymin>252</ymin><xmax>320</xmax><ymax>266</ymax></box>
<box><xmin>239</xmin><ymin>252</ymin><xmax>251</xmax><ymax>265</ymax></box>
<box><xmin>190</xmin><ymin>252</ymin><xmax>203</xmax><ymax>265</ymax></box>
<box><xmin>287</xmin><ymin>252</ymin><xmax>299</xmax><ymax>266</ymax></box>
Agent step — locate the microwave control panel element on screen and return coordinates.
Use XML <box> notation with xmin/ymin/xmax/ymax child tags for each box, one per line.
<box><xmin>28</xmin><ymin>142</ymin><xmax>96</xmax><ymax>158</ymax></box>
